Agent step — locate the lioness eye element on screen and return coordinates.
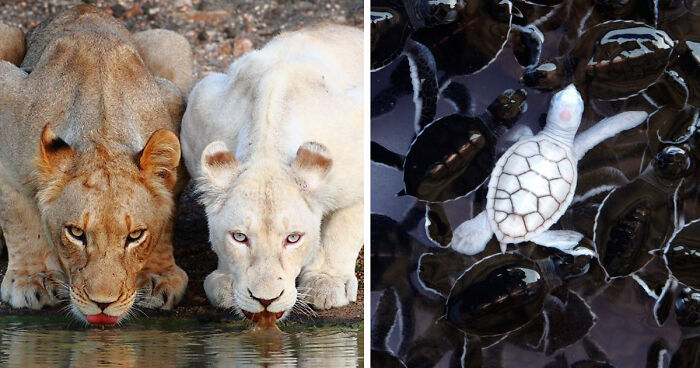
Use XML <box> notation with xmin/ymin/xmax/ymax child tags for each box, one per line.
<box><xmin>127</xmin><ymin>230</ymin><xmax>144</xmax><ymax>242</ymax></box>
<box><xmin>66</xmin><ymin>226</ymin><xmax>86</xmax><ymax>244</ymax></box>
<box><xmin>232</xmin><ymin>232</ymin><xmax>248</xmax><ymax>243</ymax></box>
<box><xmin>286</xmin><ymin>233</ymin><xmax>302</xmax><ymax>244</ymax></box>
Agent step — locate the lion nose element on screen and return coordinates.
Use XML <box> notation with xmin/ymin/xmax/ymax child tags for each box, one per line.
<box><xmin>249</xmin><ymin>289</ymin><xmax>284</xmax><ymax>308</ymax></box>
<box><xmin>92</xmin><ymin>300</ymin><xmax>113</xmax><ymax>311</ymax></box>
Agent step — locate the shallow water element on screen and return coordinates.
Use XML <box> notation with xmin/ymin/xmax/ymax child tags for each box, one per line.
<box><xmin>0</xmin><ymin>320</ymin><xmax>363</xmax><ymax>367</ymax></box>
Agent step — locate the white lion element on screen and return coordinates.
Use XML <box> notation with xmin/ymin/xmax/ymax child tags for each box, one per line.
<box><xmin>181</xmin><ymin>25</ymin><xmax>363</xmax><ymax>323</ymax></box>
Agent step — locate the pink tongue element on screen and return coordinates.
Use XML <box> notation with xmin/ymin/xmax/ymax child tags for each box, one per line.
<box><xmin>86</xmin><ymin>313</ymin><xmax>119</xmax><ymax>325</ymax></box>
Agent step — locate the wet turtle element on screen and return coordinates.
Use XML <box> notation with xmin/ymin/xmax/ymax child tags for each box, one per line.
<box><xmin>445</xmin><ymin>252</ymin><xmax>562</xmax><ymax>336</ymax></box>
<box><xmin>410</xmin><ymin>0</ymin><xmax>514</xmax><ymax>77</ymax></box>
<box><xmin>450</xmin><ymin>85</ymin><xmax>649</xmax><ymax>255</ymax></box>
<box><xmin>665</xmin><ymin>217</ymin><xmax>700</xmax><ymax>290</ymax></box>
<box><xmin>372</xmin><ymin>89</ymin><xmax>528</xmax><ymax>203</ymax></box>
<box><xmin>522</xmin><ymin>21</ymin><xmax>675</xmax><ymax>101</ymax></box>
<box><xmin>595</xmin><ymin>145</ymin><xmax>693</xmax><ymax>279</ymax></box>
<box><xmin>675</xmin><ymin>287</ymin><xmax>700</xmax><ymax>327</ymax></box>
<box><xmin>370</xmin><ymin>288</ymin><xmax>407</xmax><ymax>368</ymax></box>
<box><xmin>371</xmin><ymin>0</ymin><xmax>413</xmax><ymax>70</ymax></box>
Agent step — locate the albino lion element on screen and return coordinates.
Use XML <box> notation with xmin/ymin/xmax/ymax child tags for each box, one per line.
<box><xmin>0</xmin><ymin>5</ymin><xmax>193</xmax><ymax>324</ymax></box>
<box><xmin>181</xmin><ymin>25</ymin><xmax>363</xmax><ymax>325</ymax></box>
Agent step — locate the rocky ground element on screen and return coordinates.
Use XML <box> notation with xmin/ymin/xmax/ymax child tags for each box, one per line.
<box><xmin>0</xmin><ymin>0</ymin><xmax>364</xmax><ymax>326</ymax></box>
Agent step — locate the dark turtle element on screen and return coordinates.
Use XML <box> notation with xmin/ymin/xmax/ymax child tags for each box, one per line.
<box><xmin>371</xmin><ymin>0</ymin><xmax>413</xmax><ymax>70</ymax></box>
<box><xmin>646</xmin><ymin>106</ymin><xmax>698</xmax><ymax>157</ymax></box>
<box><xmin>665</xmin><ymin>218</ymin><xmax>700</xmax><ymax>290</ymax></box>
<box><xmin>410</xmin><ymin>0</ymin><xmax>514</xmax><ymax>77</ymax></box>
<box><xmin>445</xmin><ymin>252</ymin><xmax>561</xmax><ymax>336</ymax></box>
<box><xmin>506</xmin><ymin>286</ymin><xmax>597</xmax><ymax>355</ymax></box>
<box><xmin>566</xmin><ymin>0</ymin><xmax>657</xmax><ymax>42</ymax></box>
<box><xmin>370</xmin><ymin>288</ymin><xmax>407</xmax><ymax>368</ymax></box>
<box><xmin>522</xmin><ymin>20</ymin><xmax>675</xmax><ymax>100</ymax></box>
<box><xmin>675</xmin><ymin>287</ymin><xmax>700</xmax><ymax>327</ymax></box>
<box><xmin>371</xmin><ymin>1</ymin><xmax>441</xmax><ymax>131</ymax></box>
<box><xmin>372</xmin><ymin>89</ymin><xmax>528</xmax><ymax>203</ymax></box>
<box><xmin>594</xmin><ymin>145</ymin><xmax>693</xmax><ymax>279</ymax></box>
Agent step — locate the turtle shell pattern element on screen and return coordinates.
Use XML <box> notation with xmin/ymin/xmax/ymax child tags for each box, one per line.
<box><xmin>486</xmin><ymin>136</ymin><xmax>577</xmax><ymax>243</ymax></box>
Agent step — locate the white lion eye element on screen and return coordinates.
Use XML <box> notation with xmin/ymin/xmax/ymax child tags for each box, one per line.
<box><xmin>232</xmin><ymin>232</ymin><xmax>248</xmax><ymax>244</ymax></box>
<box><xmin>286</xmin><ymin>233</ymin><xmax>302</xmax><ymax>244</ymax></box>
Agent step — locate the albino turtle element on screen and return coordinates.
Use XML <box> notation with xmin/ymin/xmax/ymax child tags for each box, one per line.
<box><xmin>450</xmin><ymin>84</ymin><xmax>649</xmax><ymax>255</ymax></box>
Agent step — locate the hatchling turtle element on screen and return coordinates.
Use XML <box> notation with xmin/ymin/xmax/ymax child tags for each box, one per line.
<box><xmin>372</xmin><ymin>89</ymin><xmax>528</xmax><ymax>202</ymax></box>
<box><xmin>595</xmin><ymin>145</ymin><xmax>693</xmax><ymax>279</ymax></box>
<box><xmin>522</xmin><ymin>21</ymin><xmax>675</xmax><ymax>101</ymax></box>
<box><xmin>450</xmin><ymin>85</ymin><xmax>649</xmax><ymax>255</ymax></box>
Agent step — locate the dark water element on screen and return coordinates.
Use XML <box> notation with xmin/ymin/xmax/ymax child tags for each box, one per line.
<box><xmin>0</xmin><ymin>320</ymin><xmax>363</xmax><ymax>367</ymax></box>
<box><xmin>370</xmin><ymin>2</ymin><xmax>699</xmax><ymax>367</ymax></box>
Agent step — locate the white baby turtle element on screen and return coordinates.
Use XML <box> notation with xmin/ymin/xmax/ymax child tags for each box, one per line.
<box><xmin>451</xmin><ymin>84</ymin><xmax>649</xmax><ymax>255</ymax></box>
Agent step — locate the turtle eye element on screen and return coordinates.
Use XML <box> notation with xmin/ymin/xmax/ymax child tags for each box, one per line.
<box><xmin>65</xmin><ymin>226</ymin><xmax>86</xmax><ymax>244</ymax></box>
<box><xmin>231</xmin><ymin>232</ymin><xmax>248</xmax><ymax>244</ymax></box>
<box><xmin>126</xmin><ymin>229</ymin><xmax>146</xmax><ymax>246</ymax></box>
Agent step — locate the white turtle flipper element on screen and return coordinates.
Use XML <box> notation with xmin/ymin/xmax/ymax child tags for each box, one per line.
<box><xmin>450</xmin><ymin>211</ymin><xmax>493</xmax><ymax>255</ymax></box>
<box><xmin>530</xmin><ymin>230</ymin><xmax>583</xmax><ymax>250</ymax></box>
<box><xmin>572</xmin><ymin>111</ymin><xmax>648</xmax><ymax>160</ymax></box>
<box><xmin>497</xmin><ymin>124</ymin><xmax>533</xmax><ymax>155</ymax></box>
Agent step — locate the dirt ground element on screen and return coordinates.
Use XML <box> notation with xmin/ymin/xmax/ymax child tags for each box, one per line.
<box><xmin>0</xmin><ymin>0</ymin><xmax>364</xmax><ymax>326</ymax></box>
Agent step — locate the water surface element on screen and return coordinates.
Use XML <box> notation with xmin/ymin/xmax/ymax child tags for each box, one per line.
<box><xmin>0</xmin><ymin>319</ymin><xmax>363</xmax><ymax>367</ymax></box>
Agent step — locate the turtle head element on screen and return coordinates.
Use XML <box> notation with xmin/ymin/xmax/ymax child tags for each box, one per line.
<box><xmin>487</xmin><ymin>88</ymin><xmax>528</xmax><ymax>128</ymax></box>
<box><xmin>521</xmin><ymin>58</ymin><xmax>565</xmax><ymax>91</ymax></box>
<box><xmin>654</xmin><ymin>145</ymin><xmax>693</xmax><ymax>181</ymax></box>
<box><xmin>543</xmin><ymin>84</ymin><xmax>584</xmax><ymax>143</ymax></box>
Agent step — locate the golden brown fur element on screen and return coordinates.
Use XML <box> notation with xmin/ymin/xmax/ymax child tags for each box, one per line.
<box><xmin>0</xmin><ymin>5</ymin><xmax>193</xmax><ymax>321</ymax></box>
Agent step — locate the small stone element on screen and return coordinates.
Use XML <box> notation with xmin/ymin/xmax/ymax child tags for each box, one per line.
<box><xmin>124</xmin><ymin>5</ymin><xmax>143</xmax><ymax>19</ymax></box>
<box><xmin>197</xmin><ymin>30</ymin><xmax>208</xmax><ymax>41</ymax></box>
<box><xmin>223</xmin><ymin>26</ymin><xmax>236</xmax><ymax>39</ymax></box>
<box><xmin>110</xmin><ymin>4</ymin><xmax>126</xmax><ymax>18</ymax></box>
<box><xmin>232</xmin><ymin>38</ymin><xmax>254</xmax><ymax>58</ymax></box>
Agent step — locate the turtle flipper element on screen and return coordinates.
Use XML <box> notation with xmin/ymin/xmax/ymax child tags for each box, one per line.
<box><xmin>531</xmin><ymin>230</ymin><xmax>583</xmax><ymax>250</ymax></box>
<box><xmin>497</xmin><ymin>124</ymin><xmax>533</xmax><ymax>156</ymax></box>
<box><xmin>572</xmin><ymin>111</ymin><xmax>648</xmax><ymax>161</ymax></box>
<box><xmin>404</xmin><ymin>38</ymin><xmax>438</xmax><ymax>132</ymax></box>
<box><xmin>450</xmin><ymin>211</ymin><xmax>493</xmax><ymax>255</ymax></box>
<box><xmin>371</xmin><ymin>141</ymin><xmax>405</xmax><ymax>170</ymax></box>
<box><xmin>440</xmin><ymin>79</ymin><xmax>475</xmax><ymax>116</ymax></box>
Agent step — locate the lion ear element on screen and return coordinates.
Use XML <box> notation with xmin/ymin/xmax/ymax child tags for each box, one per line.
<box><xmin>139</xmin><ymin>129</ymin><xmax>181</xmax><ymax>190</ymax></box>
<box><xmin>38</xmin><ymin>124</ymin><xmax>75</xmax><ymax>179</ymax></box>
<box><xmin>292</xmin><ymin>142</ymin><xmax>333</xmax><ymax>192</ymax></box>
<box><xmin>200</xmin><ymin>141</ymin><xmax>239</xmax><ymax>189</ymax></box>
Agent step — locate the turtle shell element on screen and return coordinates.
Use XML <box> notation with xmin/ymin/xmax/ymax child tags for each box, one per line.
<box><xmin>410</xmin><ymin>0</ymin><xmax>513</xmax><ymax>76</ymax></box>
<box><xmin>487</xmin><ymin>136</ymin><xmax>577</xmax><ymax>244</ymax></box>
<box><xmin>594</xmin><ymin>160</ymin><xmax>681</xmax><ymax>279</ymax></box>
<box><xmin>572</xmin><ymin>21</ymin><xmax>675</xmax><ymax>100</ymax></box>
<box><xmin>402</xmin><ymin>114</ymin><xmax>497</xmax><ymax>202</ymax></box>
<box><xmin>445</xmin><ymin>253</ymin><xmax>549</xmax><ymax>336</ymax></box>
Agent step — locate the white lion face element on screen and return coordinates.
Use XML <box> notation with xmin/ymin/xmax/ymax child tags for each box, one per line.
<box><xmin>197</xmin><ymin>141</ymin><xmax>332</xmax><ymax>322</ymax></box>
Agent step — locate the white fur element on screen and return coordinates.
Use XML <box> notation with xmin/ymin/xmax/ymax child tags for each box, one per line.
<box><xmin>181</xmin><ymin>25</ymin><xmax>363</xmax><ymax>314</ymax></box>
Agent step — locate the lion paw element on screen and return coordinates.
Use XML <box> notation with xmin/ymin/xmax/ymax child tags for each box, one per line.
<box><xmin>137</xmin><ymin>266</ymin><xmax>188</xmax><ymax>310</ymax></box>
<box><xmin>203</xmin><ymin>270</ymin><xmax>235</xmax><ymax>309</ymax></box>
<box><xmin>299</xmin><ymin>272</ymin><xmax>358</xmax><ymax>310</ymax></box>
<box><xmin>1</xmin><ymin>268</ymin><xmax>65</xmax><ymax>310</ymax></box>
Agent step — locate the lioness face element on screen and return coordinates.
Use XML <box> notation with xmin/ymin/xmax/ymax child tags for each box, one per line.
<box><xmin>208</xmin><ymin>180</ymin><xmax>321</xmax><ymax>318</ymax></box>
<box><xmin>199</xmin><ymin>141</ymin><xmax>333</xmax><ymax>324</ymax></box>
<box><xmin>36</xmin><ymin>127</ymin><xmax>181</xmax><ymax>324</ymax></box>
